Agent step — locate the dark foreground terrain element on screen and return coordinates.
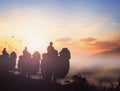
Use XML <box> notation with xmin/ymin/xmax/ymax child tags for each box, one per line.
<box><xmin>0</xmin><ymin>71</ymin><xmax>120</xmax><ymax>91</ymax></box>
<box><xmin>0</xmin><ymin>72</ymin><xmax>62</xmax><ymax>91</ymax></box>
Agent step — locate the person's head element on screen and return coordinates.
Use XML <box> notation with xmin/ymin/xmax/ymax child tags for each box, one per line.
<box><xmin>3</xmin><ymin>48</ymin><xmax>6</xmax><ymax>51</ymax></box>
<box><xmin>2</xmin><ymin>48</ymin><xmax>7</xmax><ymax>55</ymax></box>
<box><xmin>50</xmin><ymin>42</ymin><xmax>53</xmax><ymax>46</ymax></box>
<box><xmin>25</xmin><ymin>47</ymin><xmax>27</xmax><ymax>50</ymax></box>
<box><xmin>23</xmin><ymin>47</ymin><xmax>28</xmax><ymax>55</ymax></box>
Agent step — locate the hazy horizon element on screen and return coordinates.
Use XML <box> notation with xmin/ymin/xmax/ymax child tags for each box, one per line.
<box><xmin>0</xmin><ymin>0</ymin><xmax>120</xmax><ymax>87</ymax></box>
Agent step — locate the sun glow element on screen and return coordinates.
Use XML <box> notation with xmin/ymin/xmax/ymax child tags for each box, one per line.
<box><xmin>28</xmin><ymin>39</ymin><xmax>39</xmax><ymax>50</ymax></box>
<box><xmin>23</xmin><ymin>29</ymin><xmax>48</xmax><ymax>54</ymax></box>
<box><xmin>26</xmin><ymin>36</ymin><xmax>43</xmax><ymax>54</ymax></box>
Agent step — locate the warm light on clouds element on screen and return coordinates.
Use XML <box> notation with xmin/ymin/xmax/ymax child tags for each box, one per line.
<box><xmin>1</xmin><ymin>1</ymin><xmax>120</xmax><ymax>86</ymax></box>
<box><xmin>0</xmin><ymin>0</ymin><xmax>120</xmax><ymax>57</ymax></box>
<box><xmin>80</xmin><ymin>37</ymin><xmax>97</xmax><ymax>42</ymax></box>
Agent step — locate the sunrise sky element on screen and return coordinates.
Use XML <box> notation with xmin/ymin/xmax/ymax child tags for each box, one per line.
<box><xmin>0</xmin><ymin>0</ymin><xmax>120</xmax><ymax>57</ymax></box>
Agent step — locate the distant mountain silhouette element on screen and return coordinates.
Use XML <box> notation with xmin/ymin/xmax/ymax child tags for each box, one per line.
<box><xmin>93</xmin><ymin>47</ymin><xmax>120</xmax><ymax>57</ymax></box>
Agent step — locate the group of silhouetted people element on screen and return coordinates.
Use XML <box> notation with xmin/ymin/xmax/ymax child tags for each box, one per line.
<box><xmin>0</xmin><ymin>42</ymin><xmax>71</xmax><ymax>81</ymax></box>
<box><xmin>18</xmin><ymin>47</ymin><xmax>41</xmax><ymax>77</ymax></box>
<box><xmin>41</xmin><ymin>42</ymin><xmax>71</xmax><ymax>81</ymax></box>
<box><xmin>0</xmin><ymin>48</ymin><xmax>17</xmax><ymax>72</ymax></box>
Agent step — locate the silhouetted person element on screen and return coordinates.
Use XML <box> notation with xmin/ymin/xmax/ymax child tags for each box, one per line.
<box><xmin>2</xmin><ymin>48</ymin><xmax>8</xmax><ymax>56</ymax></box>
<box><xmin>9</xmin><ymin>51</ymin><xmax>17</xmax><ymax>71</ymax></box>
<box><xmin>41</xmin><ymin>53</ymin><xmax>48</xmax><ymax>79</ymax></box>
<box><xmin>41</xmin><ymin>49</ymin><xmax>58</xmax><ymax>81</ymax></box>
<box><xmin>0</xmin><ymin>55</ymin><xmax>2</xmax><ymax>70</ymax></box>
<box><xmin>1</xmin><ymin>48</ymin><xmax>10</xmax><ymax>72</ymax></box>
<box><xmin>52</xmin><ymin>49</ymin><xmax>59</xmax><ymax>82</ymax></box>
<box><xmin>19</xmin><ymin>47</ymin><xmax>31</xmax><ymax>77</ymax></box>
<box><xmin>0</xmin><ymin>55</ymin><xmax>3</xmax><ymax>71</ymax></box>
<box><xmin>30</xmin><ymin>51</ymin><xmax>41</xmax><ymax>76</ymax></box>
<box><xmin>44</xmin><ymin>42</ymin><xmax>59</xmax><ymax>81</ymax></box>
<box><xmin>56</xmin><ymin>48</ymin><xmax>71</xmax><ymax>79</ymax></box>
<box><xmin>42</xmin><ymin>53</ymin><xmax>52</xmax><ymax>81</ymax></box>
<box><xmin>47</xmin><ymin>42</ymin><xmax>54</xmax><ymax>53</ymax></box>
<box><xmin>41</xmin><ymin>42</ymin><xmax>54</xmax><ymax>80</ymax></box>
<box><xmin>18</xmin><ymin>55</ymin><xmax>23</xmax><ymax>74</ymax></box>
<box><xmin>23</xmin><ymin>47</ymin><xmax>28</xmax><ymax>55</ymax></box>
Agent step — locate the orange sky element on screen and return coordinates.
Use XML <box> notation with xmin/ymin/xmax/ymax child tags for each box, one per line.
<box><xmin>0</xmin><ymin>0</ymin><xmax>120</xmax><ymax>58</ymax></box>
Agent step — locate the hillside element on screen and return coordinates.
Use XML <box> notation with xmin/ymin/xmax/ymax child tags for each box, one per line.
<box><xmin>94</xmin><ymin>47</ymin><xmax>120</xmax><ymax>57</ymax></box>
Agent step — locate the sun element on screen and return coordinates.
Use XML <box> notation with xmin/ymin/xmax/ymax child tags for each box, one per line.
<box><xmin>28</xmin><ymin>38</ymin><xmax>41</xmax><ymax>53</ymax></box>
<box><xmin>26</xmin><ymin>36</ymin><xmax>44</xmax><ymax>54</ymax></box>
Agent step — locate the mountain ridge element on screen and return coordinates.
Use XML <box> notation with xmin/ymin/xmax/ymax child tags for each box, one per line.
<box><xmin>93</xmin><ymin>47</ymin><xmax>120</xmax><ymax>57</ymax></box>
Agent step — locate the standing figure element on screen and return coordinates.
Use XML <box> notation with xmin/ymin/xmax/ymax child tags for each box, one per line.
<box><xmin>56</xmin><ymin>48</ymin><xmax>71</xmax><ymax>79</ymax></box>
<box><xmin>30</xmin><ymin>51</ymin><xmax>41</xmax><ymax>76</ymax></box>
<box><xmin>2</xmin><ymin>48</ymin><xmax>8</xmax><ymax>56</ymax></box>
<box><xmin>19</xmin><ymin>47</ymin><xmax>31</xmax><ymax>77</ymax></box>
<box><xmin>9</xmin><ymin>51</ymin><xmax>17</xmax><ymax>71</ymax></box>
<box><xmin>51</xmin><ymin>49</ymin><xmax>59</xmax><ymax>82</ymax></box>
<box><xmin>1</xmin><ymin>48</ymin><xmax>10</xmax><ymax>72</ymax></box>
<box><xmin>41</xmin><ymin>53</ymin><xmax>48</xmax><ymax>80</ymax></box>
<box><xmin>18</xmin><ymin>55</ymin><xmax>23</xmax><ymax>74</ymax></box>
<box><xmin>47</xmin><ymin>42</ymin><xmax>54</xmax><ymax>53</ymax></box>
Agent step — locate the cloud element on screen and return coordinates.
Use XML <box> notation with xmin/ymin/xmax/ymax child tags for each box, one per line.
<box><xmin>80</xmin><ymin>37</ymin><xmax>120</xmax><ymax>50</ymax></box>
<box><xmin>56</xmin><ymin>37</ymin><xmax>75</xmax><ymax>48</ymax></box>
<box><xmin>88</xmin><ymin>40</ymin><xmax>120</xmax><ymax>50</ymax></box>
<box><xmin>80</xmin><ymin>37</ymin><xmax>97</xmax><ymax>42</ymax></box>
<box><xmin>56</xmin><ymin>37</ymin><xmax>73</xmax><ymax>43</ymax></box>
